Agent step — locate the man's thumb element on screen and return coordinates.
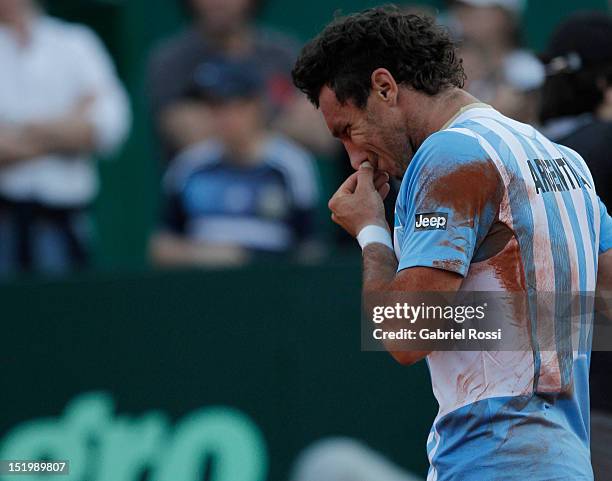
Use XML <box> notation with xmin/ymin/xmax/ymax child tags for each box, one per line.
<box><xmin>357</xmin><ymin>161</ymin><xmax>375</xmax><ymax>190</ymax></box>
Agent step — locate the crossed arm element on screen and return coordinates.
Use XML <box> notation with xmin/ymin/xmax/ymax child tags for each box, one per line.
<box><xmin>0</xmin><ymin>98</ymin><xmax>97</xmax><ymax>166</ymax></box>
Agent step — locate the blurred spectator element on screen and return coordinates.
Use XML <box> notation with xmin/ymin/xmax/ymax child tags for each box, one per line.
<box><xmin>147</xmin><ymin>0</ymin><xmax>334</xmax><ymax>161</ymax></box>
<box><xmin>402</xmin><ymin>4</ymin><xmax>545</xmax><ymax>123</ymax></box>
<box><xmin>538</xmin><ymin>11</ymin><xmax>612</xmax><ymax>481</ymax></box>
<box><xmin>0</xmin><ymin>0</ymin><xmax>130</xmax><ymax>276</ymax></box>
<box><xmin>149</xmin><ymin>57</ymin><xmax>320</xmax><ymax>268</ymax></box>
<box><xmin>490</xmin><ymin>50</ymin><xmax>544</xmax><ymax>124</ymax></box>
<box><xmin>442</xmin><ymin>0</ymin><xmax>544</xmax><ymax>123</ymax></box>
<box><xmin>540</xmin><ymin>11</ymin><xmax>612</xmax><ymax>203</ymax></box>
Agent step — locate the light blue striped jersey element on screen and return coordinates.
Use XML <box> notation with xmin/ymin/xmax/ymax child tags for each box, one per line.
<box><xmin>393</xmin><ymin>106</ymin><xmax>612</xmax><ymax>481</ymax></box>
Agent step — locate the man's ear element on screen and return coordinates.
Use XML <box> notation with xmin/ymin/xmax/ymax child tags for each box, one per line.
<box><xmin>371</xmin><ymin>68</ymin><xmax>399</xmax><ymax>106</ymax></box>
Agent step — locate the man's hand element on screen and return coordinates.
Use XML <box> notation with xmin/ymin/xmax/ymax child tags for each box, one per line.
<box><xmin>0</xmin><ymin>95</ymin><xmax>98</xmax><ymax>166</ymax></box>
<box><xmin>150</xmin><ymin>232</ymin><xmax>250</xmax><ymax>268</ymax></box>
<box><xmin>328</xmin><ymin>161</ymin><xmax>391</xmax><ymax>237</ymax></box>
<box><xmin>0</xmin><ymin>127</ymin><xmax>41</xmax><ymax>165</ymax></box>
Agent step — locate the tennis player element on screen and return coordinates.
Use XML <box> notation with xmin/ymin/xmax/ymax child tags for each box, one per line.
<box><xmin>292</xmin><ymin>6</ymin><xmax>612</xmax><ymax>480</ymax></box>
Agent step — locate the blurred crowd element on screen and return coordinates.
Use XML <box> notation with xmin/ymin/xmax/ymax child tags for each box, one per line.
<box><xmin>0</xmin><ymin>0</ymin><xmax>611</xmax><ymax>276</ymax></box>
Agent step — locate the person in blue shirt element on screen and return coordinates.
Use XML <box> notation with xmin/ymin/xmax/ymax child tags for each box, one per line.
<box><xmin>150</xmin><ymin>57</ymin><xmax>320</xmax><ymax>267</ymax></box>
<box><xmin>292</xmin><ymin>6</ymin><xmax>612</xmax><ymax>480</ymax></box>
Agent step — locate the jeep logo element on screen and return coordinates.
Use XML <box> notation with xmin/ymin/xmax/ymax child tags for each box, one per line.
<box><xmin>415</xmin><ymin>212</ymin><xmax>448</xmax><ymax>231</ymax></box>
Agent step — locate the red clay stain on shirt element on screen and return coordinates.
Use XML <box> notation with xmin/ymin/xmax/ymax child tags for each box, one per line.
<box><xmin>488</xmin><ymin>236</ymin><xmax>527</xmax><ymax>292</ymax></box>
<box><xmin>440</xmin><ymin>239</ymin><xmax>466</xmax><ymax>254</ymax></box>
<box><xmin>432</xmin><ymin>258</ymin><xmax>465</xmax><ymax>273</ymax></box>
<box><xmin>456</xmin><ymin>370</ymin><xmax>486</xmax><ymax>407</ymax></box>
<box><xmin>419</xmin><ymin>158</ymin><xmax>504</xmax><ymax>220</ymax></box>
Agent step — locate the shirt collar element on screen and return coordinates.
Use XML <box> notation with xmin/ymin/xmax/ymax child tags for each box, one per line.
<box><xmin>441</xmin><ymin>102</ymin><xmax>493</xmax><ymax>130</ymax></box>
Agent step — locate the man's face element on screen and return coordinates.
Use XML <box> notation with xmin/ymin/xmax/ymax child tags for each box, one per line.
<box><xmin>190</xmin><ymin>0</ymin><xmax>254</xmax><ymax>33</ymax></box>
<box><xmin>319</xmin><ymin>86</ymin><xmax>411</xmax><ymax>179</ymax></box>
<box><xmin>453</xmin><ymin>4</ymin><xmax>515</xmax><ymax>49</ymax></box>
<box><xmin>209</xmin><ymin>97</ymin><xmax>263</xmax><ymax>153</ymax></box>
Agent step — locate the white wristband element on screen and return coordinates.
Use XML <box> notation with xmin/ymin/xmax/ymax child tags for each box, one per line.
<box><xmin>356</xmin><ymin>225</ymin><xmax>393</xmax><ymax>251</ymax></box>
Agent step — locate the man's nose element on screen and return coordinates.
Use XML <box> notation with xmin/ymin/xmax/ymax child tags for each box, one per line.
<box><xmin>343</xmin><ymin>141</ymin><xmax>369</xmax><ymax>171</ymax></box>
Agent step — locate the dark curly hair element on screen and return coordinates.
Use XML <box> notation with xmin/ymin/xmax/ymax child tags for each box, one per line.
<box><xmin>292</xmin><ymin>5</ymin><xmax>465</xmax><ymax>108</ymax></box>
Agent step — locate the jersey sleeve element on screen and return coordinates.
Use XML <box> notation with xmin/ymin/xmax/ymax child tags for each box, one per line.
<box><xmin>397</xmin><ymin>130</ymin><xmax>504</xmax><ymax>276</ymax></box>
<box><xmin>599</xmin><ymin>197</ymin><xmax>612</xmax><ymax>253</ymax></box>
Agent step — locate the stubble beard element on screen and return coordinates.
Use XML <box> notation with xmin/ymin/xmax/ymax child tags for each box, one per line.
<box><xmin>367</xmin><ymin>108</ymin><xmax>412</xmax><ymax>179</ymax></box>
<box><xmin>384</xmin><ymin>124</ymin><xmax>412</xmax><ymax>179</ymax></box>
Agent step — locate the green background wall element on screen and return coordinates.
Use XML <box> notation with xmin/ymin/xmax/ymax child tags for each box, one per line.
<box><xmin>0</xmin><ymin>262</ymin><xmax>436</xmax><ymax>480</ymax></box>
